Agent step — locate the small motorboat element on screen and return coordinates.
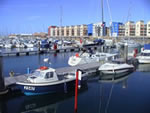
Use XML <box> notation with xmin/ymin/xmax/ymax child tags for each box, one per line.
<box><xmin>98</xmin><ymin>60</ymin><xmax>134</xmax><ymax>75</ymax></box>
<box><xmin>16</xmin><ymin>66</ymin><xmax>87</xmax><ymax>96</ymax></box>
<box><xmin>68</xmin><ymin>52</ymin><xmax>98</xmax><ymax>66</ymax></box>
<box><xmin>136</xmin><ymin>49</ymin><xmax>150</xmax><ymax>64</ymax></box>
<box><xmin>68</xmin><ymin>51</ymin><xmax>118</xmax><ymax>66</ymax></box>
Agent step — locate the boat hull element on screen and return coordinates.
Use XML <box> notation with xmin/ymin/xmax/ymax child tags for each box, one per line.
<box><xmin>100</xmin><ymin>67</ymin><xmax>134</xmax><ymax>75</ymax></box>
<box><xmin>16</xmin><ymin>80</ymin><xmax>76</xmax><ymax>96</ymax></box>
<box><xmin>16</xmin><ymin>77</ymin><xmax>87</xmax><ymax>96</ymax></box>
<box><xmin>137</xmin><ymin>58</ymin><xmax>150</xmax><ymax>64</ymax></box>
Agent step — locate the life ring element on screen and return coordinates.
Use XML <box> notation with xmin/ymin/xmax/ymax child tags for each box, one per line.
<box><xmin>39</xmin><ymin>66</ymin><xmax>48</xmax><ymax>70</ymax></box>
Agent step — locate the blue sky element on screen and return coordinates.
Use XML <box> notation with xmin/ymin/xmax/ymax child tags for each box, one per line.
<box><xmin>0</xmin><ymin>0</ymin><xmax>150</xmax><ymax>35</ymax></box>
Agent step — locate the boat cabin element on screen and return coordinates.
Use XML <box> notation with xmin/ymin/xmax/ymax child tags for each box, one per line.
<box><xmin>140</xmin><ymin>50</ymin><xmax>150</xmax><ymax>56</ymax></box>
<box><xmin>27</xmin><ymin>67</ymin><xmax>59</xmax><ymax>83</ymax></box>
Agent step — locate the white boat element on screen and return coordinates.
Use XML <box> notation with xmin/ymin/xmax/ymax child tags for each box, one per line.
<box><xmin>68</xmin><ymin>52</ymin><xmax>98</xmax><ymax>66</ymax></box>
<box><xmin>136</xmin><ymin>49</ymin><xmax>150</xmax><ymax>64</ymax></box>
<box><xmin>116</xmin><ymin>40</ymin><xmax>140</xmax><ymax>49</ymax></box>
<box><xmin>4</xmin><ymin>43</ymin><xmax>13</xmax><ymax>49</ymax></box>
<box><xmin>0</xmin><ymin>43</ymin><xmax>4</xmax><ymax>48</ymax></box>
<box><xmin>68</xmin><ymin>51</ymin><xmax>118</xmax><ymax>66</ymax></box>
<box><xmin>16</xmin><ymin>66</ymin><xmax>87</xmax><ymax>96</ymax></box>
<box><xmin>98</xmin><ymin>61</ymin><xmax>134</xmax><ymax>75</ymax></box>
<box><xmin>24</xmin><ymin>42</ymin><xmax>34</xmax><ymax>48</ymax></box>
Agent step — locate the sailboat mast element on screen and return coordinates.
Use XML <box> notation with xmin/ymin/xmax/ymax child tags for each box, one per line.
<box><xmin>60</xmin><ymin>6</ymin><xmax>63</xmax><ymax>28</ymax></box>
<box><xmin>101</xmin><ymin>0</ymin><xmax>104</xmax><ymax>36</ymax></box>
<box><xmin>60</xmin><ymin>5</ymin><xmax>63</xmax><ymax>44</ymax></box>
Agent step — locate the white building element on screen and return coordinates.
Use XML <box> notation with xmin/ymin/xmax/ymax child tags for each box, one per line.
<box><xmin>74</xmin><ymin>25</ymin><xmax>80</xmax><ymax>36</ymax></box>
<box><xmin>125</xmin><ymin>21</ymin><xmax>135</xmax><ymax>36</ymax></box>
<box><xmin>147</xmin><ymin>21</ymin><xmax>150</xmax><ymax>37</ymax></box>
<box><xmin>64</xmin><ymin>26</ymin><xmax>69</xmax><ymax>37</ymax></box>
<box><xmin>135</xmin><ymin>20</ymin><xmax>146</xmax><ymax>36</ymax></box>
<box><xmin>93</xmin><ymin>22</ymin><xmax>105</xmax><ymax>37</ymax></box>
<box><xmin>80</xmin><ymin>25</ymin><xmax>87</xmax><ymax>37</ymax></box>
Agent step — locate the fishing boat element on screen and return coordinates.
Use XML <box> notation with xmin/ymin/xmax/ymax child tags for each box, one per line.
<box><xmin>16</xmin><ymin>66</ymin><xmax>87</xmax><ymax>96</ymax></box>
<box><xmin>98</xmin><ymin>60</ymin><xmax>134</xmax><ymax>75</ymax></box>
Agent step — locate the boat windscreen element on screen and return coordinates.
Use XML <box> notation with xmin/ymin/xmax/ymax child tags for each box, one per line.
<box><xmin>141</xmin><ymin>53</ymin><xmax>150</xmax><ymax>56</ymax></box>
<box><xmin>32</xmin><ymin>70</ymin><xmax>45</xmax><ymax>77</ymax></box>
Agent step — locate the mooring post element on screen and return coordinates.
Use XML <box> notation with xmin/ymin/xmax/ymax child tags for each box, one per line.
<box><xmin>74</xmin><ymin>69</ymin><xmax>79</xmax><ymax>112</ymax></box>
<box><xmin>0</xmin><ymin>56</ymin><xmax>8</xmax><ymax>95</ymax></box>
<box><xmin>38</xmin><ymin>41</ymin><xmax>41</xmax><ymax>53</ymax></box>
<box><xmin>124</xmin><ymin>43</ymin><xmax>128</xmax><ymax>63</ymax></box>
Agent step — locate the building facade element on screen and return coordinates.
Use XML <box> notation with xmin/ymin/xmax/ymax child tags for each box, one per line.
<box><xmin>74</xmin><ymin>25</ymin><xmax>80</xmax><ymax>36</ymax></box>
<box><xmin>125</xmin><ymin>21</ymin><xmax>135</xmax><ymax>36</ymax></box>
<box><xmin>48</xmin><ymin>26</ymin><xmax>56</xmax><ymax>36</ymax></box>
<box><xmin>93</xmin><ymin>22</ymin><xmax>106</xmax><ymax>37</ymax></box>
<box><xmin>48</xmin><ymin>20</ymin><xmax>150</xmax><ymax>38</ymax></box>
<box><xmin>147</xmin><ymin>21</ymin><xmax>150</xmax><ymax>37</ymax></box>
<box><xmin>135</xmin><ymin>20</ymin><xmax>146</xmax><ymax>36</ymax></box>
<box><xmin>110</xmin><ymin>22</ymin><xmax>124</xmax><ymax>37</ymax></box>
<box><xmin>87</xmin><ymin>24</ymin><xmax>93</xmax><ymax>36</ymax></box>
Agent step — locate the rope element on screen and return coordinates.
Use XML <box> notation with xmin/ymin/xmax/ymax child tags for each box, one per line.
<box><xmin>105</xmin><ymin>83</ymin><xmax>114</xmax><ymax>113</ymax></box>
<box><xmin>106</xmin><ymin>0</ymin><xmax>112</xmax><ymax>24</ymax></box>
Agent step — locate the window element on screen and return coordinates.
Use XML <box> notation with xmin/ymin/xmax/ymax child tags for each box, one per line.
<box><xmin>45</xmin><ymin>72</ymin><xmax>53</xmax><ymax>79</ymax></box>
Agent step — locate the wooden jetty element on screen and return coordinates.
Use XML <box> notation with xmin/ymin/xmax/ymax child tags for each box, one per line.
<box><xmin>4</xmin><ymin>62</ymin><xmax>100</xmax><ymax>87</ymax></box>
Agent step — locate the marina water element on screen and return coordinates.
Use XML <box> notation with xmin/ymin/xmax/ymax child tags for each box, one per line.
<box><xmin>0</xmin><ymin>50</ymin><xmax>150</xmax><ymax>113</ymax></box>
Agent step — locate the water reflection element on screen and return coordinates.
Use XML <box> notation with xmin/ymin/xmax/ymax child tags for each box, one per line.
<box><xmin>137</xmin><ymin>64</ymin><xmax>150</xmax><ymax>72</ymax></box>
<box><xmin>98</xmin><ymin>72</ymin><xmax>132</xmax><ymax>113</ymax></box>
<box><xmin>0</xmin><ymin>83</ymin><xmax>88</xmax><ymax>113</ymax></box>
<box><xmin>99</xmin><ymin>71</ymin><xmax>132</xmax><ymax>84</ymax></box>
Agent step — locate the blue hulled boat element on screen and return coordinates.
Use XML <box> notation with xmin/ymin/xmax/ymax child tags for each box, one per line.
<box><xmin>16</xmin><ymin>66</ymin><xmax>87</xmax><ymax>96</ymax></box>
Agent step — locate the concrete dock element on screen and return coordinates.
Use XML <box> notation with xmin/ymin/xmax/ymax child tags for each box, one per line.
<box><xmin>4</xmin><ymin>62</ymin><xmax>100</xmax><ymax>87</ymax></box>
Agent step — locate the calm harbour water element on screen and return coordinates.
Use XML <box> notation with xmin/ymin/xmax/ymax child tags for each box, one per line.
<box><xmin>1</xmin><ymin>51</ymin><xmax>150</xmax><ymax>113</ymax></box>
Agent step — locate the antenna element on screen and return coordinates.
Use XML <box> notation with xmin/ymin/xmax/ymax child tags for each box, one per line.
<box><xmin>101</xmin><ymin>0</ymin><xmax>104</xmax><ymax>36</ymax></box>
<box><xmin>60</xmin><ymin>5</ymin><xmax>63</xmax><ymax>28</ymax></box>
<box><xmin>126</xmin><ymin>1</ymin><xmax>132</xmax><ymax>22</ymax></box>
<box><xmin>101</xmin><ymin>0</ymin><xmax>104</xmax><ymax>24</ymax></box>
<box><xmin>60</xmin><ymin>5</ymin><xmax>63</xmax><ymax>45</ymax></box>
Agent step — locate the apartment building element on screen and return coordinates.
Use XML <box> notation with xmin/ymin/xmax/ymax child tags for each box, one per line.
<box><xmin>48</xmin><ymin>26</ymin><xmax>56</xmax><ymax>36</ymax></box>
<box><xmin>147</xmin><ymin>21</ymin><xmax>150</xmax><ymax>37</ymax></box>
<box><xmin>93</xmin><ymin>22</ymin><xmax>105</xmax><ymax>37</ymax></box>
<box><xmin>74</xmin><ymin>25</ymin><xmax>80</xmax><ymax>36</ymax></box>
<box><xmin>118</xmin><ymin>24</ymin><xmax>125</xmax><ymax>36</ymax></box>
<box><xmin>135</xmin><ymin>20</ymin><xmax>146</xmax><ymax>36</ymax></box>
<box><xmin>110</xmin><ymin>22</ymin><xmax>124</xmax><ymax>37</ymax></box>
<box><xmin>48</xmin><ymin>20</ymin><xmax>150</xmax><ymax>37</ymax></box>
<box><xmin>80</xmin><ymin>24</ymin><xmax>87</xmax><ymax>37</ymax></box>
<box><xmin>125</xmin><ymin>21</ymin><xmax>135</xmax><ymax>36</ymax></box>
<box><xmin>64</xmin><ymin>26</ymin><xmax>69</xmax><ymax>37</ymax></box>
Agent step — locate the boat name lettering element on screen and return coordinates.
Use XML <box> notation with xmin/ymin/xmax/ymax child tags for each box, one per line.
<box><xmin>24</xmin><ymin>86</ymin><xmax>35</xmax><ymax>91</ymax></box>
